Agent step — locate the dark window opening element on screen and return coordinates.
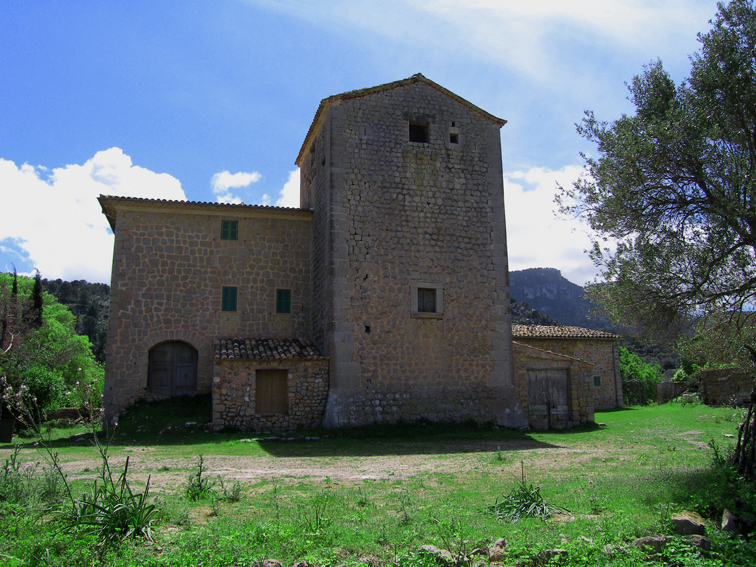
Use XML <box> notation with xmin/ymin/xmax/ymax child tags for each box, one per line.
<box><xmin>409</xmin><ymin>122</ymin><xmax>430</xmax><ymax>143</ymax></box>
<box><xmin>221</xmin><ymin>286</ymin><xmax>237</xmax><ymax>312</ymax></box>
<box><xmin>417</xmin><ymin>288</ymin><xmax>437</xmax><ymax>313</ymax></box>
<box><xmin>593</xmin><ymin>376</ymin><xmax>601</xmax><ymax>387</ymax></box>
<box><xmin>450</xmin><ymin>132</ymin><xmax>459</xmax><ymax>144</ymax></box>
<box><xmin>256</xmin><ymin>369</ymin><xmax>288</xmax><ymax>415</ymax></box>
<box><xmin>276</xmin><ymin>289</ymin><xmax>292</xmax><ymax>314</ymax></box>
<box><xmin>364</xmin><ymin>325</ymin><xmax>371</xmax><ymax>334</ymax></box>
<box><xmin>221</xmin><ymin>220</ymin><xmax>238</xmax><ymax>240</ymax></box>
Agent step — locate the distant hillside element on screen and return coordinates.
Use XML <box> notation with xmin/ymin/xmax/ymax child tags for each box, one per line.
<box><xmin>511</xmin><ymin>300</ymin><xmax>561</xmax><ymax>326</ymax></box>
<box><xmin>510</xmin><ymin>267</ymin><xmax>609</xmax><ymax>330</ymax></box>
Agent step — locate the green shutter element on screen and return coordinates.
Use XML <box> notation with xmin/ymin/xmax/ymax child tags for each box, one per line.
<box><xmin>276</xmin><ymin>289</ymin><xmax>291</xmax><ymax>313</ymax></box>
<box><xmin>593</xmin><ymin>376</ymin><xmax>601</xmax><ymax>387</ymax></box>
<box><xmin>221</xmin><ymin>287</ymin><xmax>237</xmax><ymax>312</ymax></box>
<box><xmin>221</xmin><ymin>220</ymin><xmax>238</xmax><ymax>240</ymax></box>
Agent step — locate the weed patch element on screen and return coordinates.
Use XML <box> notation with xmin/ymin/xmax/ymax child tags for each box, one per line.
<box><xmin>487</xmin><ymin>463</ymin><xmax>569</xmax><ymax>523</ymax></box>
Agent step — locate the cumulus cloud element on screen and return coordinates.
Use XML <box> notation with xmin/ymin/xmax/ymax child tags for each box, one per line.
<box><xmin>210</xmin><ymin>170</ymin><xmax>262</xmax><ymax>204</ymax></box>
<box><xmin>276</xmin><ymin>170</ymin><xmax>300</xmax><ymax>207</ymax></box>
<box><xmin>504</xmin><ymin>165</ymin><xmax>604</xmax><ymax>286</ymax></box>
<box><xmin>0</xmin><ymin>148</ymin><xmax>185</xmax><ymax>283</ymax></box>
<box><xmin>255</xmin><ymin>169</ymin><xmax>300</xmax><ymax>208</ymax></box>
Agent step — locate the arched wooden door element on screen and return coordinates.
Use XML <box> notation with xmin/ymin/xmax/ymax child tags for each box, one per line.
<box><xmin>148</xmin><ymin>342</ymin><xmax>198</xmax><ymax>397</ymax></box>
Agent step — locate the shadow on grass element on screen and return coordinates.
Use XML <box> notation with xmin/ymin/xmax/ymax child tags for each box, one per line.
<box><xmin>2</xmin><ymin>394</ymin><xmax>562</xmax><ymax>456</ymax></box>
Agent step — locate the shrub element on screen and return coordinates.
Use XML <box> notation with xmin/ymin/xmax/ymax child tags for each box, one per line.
<box><xmin>620</xmin><ymin>347</ymin><xmax>663</xmax><ymax>405</ymax></box>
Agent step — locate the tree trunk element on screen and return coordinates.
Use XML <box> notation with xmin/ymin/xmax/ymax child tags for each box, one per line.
<box><xmin>733</xmin><ymin>378</ymin><xmax>756</xmax><ymax>481</ymax></box>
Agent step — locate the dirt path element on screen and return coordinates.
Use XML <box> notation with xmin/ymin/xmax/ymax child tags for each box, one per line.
<box><xmin>22</xmin><ymin>436</ymin><xmax>620</xmax><ymax>493</ymax></box>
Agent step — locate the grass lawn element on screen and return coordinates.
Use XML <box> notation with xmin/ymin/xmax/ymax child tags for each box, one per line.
<box><xmin>1</xmin><ymin>399</ymin><xmax>754</xmax><ymax>566</ymax></box>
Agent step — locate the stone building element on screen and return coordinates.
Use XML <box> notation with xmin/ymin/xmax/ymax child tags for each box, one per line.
<box><xmin>512</xmin><ymin>325</ymin><xmax>624</xmax><ymax>412</ymax></box>
<box><xmin>101</xmin><ymin>74</ymin><xmax>610</xmax><ymax>432</ymax></box>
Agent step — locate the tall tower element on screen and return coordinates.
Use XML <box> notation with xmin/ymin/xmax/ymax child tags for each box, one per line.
<box><xmin>296</xmin><ymin>75</ymin><xmax>527</xmax><ymax>429</ymax></box>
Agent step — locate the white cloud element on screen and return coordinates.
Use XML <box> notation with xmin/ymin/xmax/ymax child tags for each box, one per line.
<box><xmin>253</xmin><ymin>170</ymin><xmax>300</xmax><ymax>208</ymax></box>
<box><xmin>210</xmin><ymin>170</ymin><xmax>262</xmax><ymax>204</ymax></box>
<box><xmin>0</xmin><ymin>148</ymin><xmax>185</xmax><ymax>283</ymax></box>
<box><xmin>275</xmin><ymin>170</ymin><xmax>300</xmax><ymax>208</ymax></box>
<box><xmin>252</xmin><ymin>0</ymin><xmax>712</xmax><ymax>84</ymax></box>
<box><xmin>504</xmin><ymin>165</ymin><xmax>605</xmax><ymax>286</ymax></box>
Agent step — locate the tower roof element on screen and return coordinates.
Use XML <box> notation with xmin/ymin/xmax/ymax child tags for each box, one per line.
<box><xmin>295</xmin><ymin>74</ymin><xmax>507</xmax><ymax>166</ymax></box>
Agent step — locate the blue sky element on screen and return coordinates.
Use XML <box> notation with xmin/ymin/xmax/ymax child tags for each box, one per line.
<box><xmin>0</xmin><ymin>0</ymin><xmax>717</xmax><ymax>285</ymax></box>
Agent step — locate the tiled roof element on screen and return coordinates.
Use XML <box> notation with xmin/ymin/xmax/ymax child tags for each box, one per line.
<box><xmin>512</xmin><ymin>325</ymin><xmax>618</xmax><ymax>339</ymax></box>
<box><xmin>214</xmin><ymin>338</ymin><xmax>325</xmax><ymax>361</ymax></box>
<box><xmin>98</xmin><ymin>195</ymin><xmax>311</xmax><ymax>230</ymax></box>
<box><xmin>98</xmin><ymin>195</ymin><xmax>307</xmax><ymax>211</ymax></box>
<box><xmin>296</xmin><ymin>74</ymin><xmax>507</xmax><ymax>166</ymax></box>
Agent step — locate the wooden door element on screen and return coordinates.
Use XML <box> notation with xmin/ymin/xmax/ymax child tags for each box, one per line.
<box><xmin>527</xmin><ymin>369</ymin><xmax>570</xmax><ymax>430</ymax></box>
<box><xmin>148</xmin><ymin>342</ymin><xmax>198</xmax><ymax>397</ymax></box>
<box><xmin>255</xmin><ymin>369</ymin><xmax>288</xmax><ymax>415</ymax></box>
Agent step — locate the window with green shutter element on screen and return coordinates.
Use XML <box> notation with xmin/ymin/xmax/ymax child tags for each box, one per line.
<box><xmin>593</xmin><ymin>376</ymin><xmax>601</xmax><ymax>387</ymax></box>
<box><xmin>221</xmin><ymin>286</ymin><xmax>237</xmax><ymax>312</ymax></box>
<box><xmin>220</xmin><ymin>220</ymin><xmax>238</xmax><ymax>240</ymax></box>
<box><xmin>276</xmin><ymin>289</ymin><xmax>291</xmax><ymax>314</ymax></box>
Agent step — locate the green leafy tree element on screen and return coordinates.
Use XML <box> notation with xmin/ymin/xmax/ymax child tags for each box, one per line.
<box><xmin>559</xmin><ymin>0</ymin><xmax>756</xmax><ymax>477</ymax></box>
<box><xmin>618</xmin><ymin>347</ymin><xmax>663</xmax><ymax>405</ymax></box>
<box><xmin>0</xmin><ymin>272</ymin><xmax>103</xmax><ymax>417</ymax></box>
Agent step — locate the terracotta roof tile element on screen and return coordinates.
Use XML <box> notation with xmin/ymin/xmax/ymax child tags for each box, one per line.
<box><xmin>214</xmin><ymin>338</ymin><xmax>325</xmax><ymax>361</ymax></box>
<box><xmin>512</xmin><ymin>325</ymin><xmax>617</xmax><ymax>339</ymax></box>
<box><xmin>98</xmin><ymin>195</ymin><xmax>311</xmax><ymax>231</ymax></box>
<box><xmin>98</xmin><ymin>195</ymin><xmax>307</xmax><ymax>211</ymax></box>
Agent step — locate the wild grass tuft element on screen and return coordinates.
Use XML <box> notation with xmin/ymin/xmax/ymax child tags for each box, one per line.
<box><xmin>487</xmin><ymin>462</ymin><xmax>569</xmax><ymax>523</ymax></box>
<box><xmin>184</xmin><ymin>454</ymin><xmax>215</xmax><ymax>501</ymax></box>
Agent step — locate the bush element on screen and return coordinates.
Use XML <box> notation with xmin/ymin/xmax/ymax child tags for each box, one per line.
<box><xmin>620</xmin><ymin>347</ymin><xmax>663</xmax><ymax>405</ymax></box>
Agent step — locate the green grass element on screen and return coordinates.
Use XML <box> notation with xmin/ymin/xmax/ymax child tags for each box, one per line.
<box><xmin>1</xmin><ymin>400</ymin><xmax>755</xmax><ymax>566</ymax></box>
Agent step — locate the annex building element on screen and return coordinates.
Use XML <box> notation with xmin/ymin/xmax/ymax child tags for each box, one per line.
<box><xmin>100</xmin><ymin>74</ymin><xmax>622</xmax><ymax>432</ymax></box>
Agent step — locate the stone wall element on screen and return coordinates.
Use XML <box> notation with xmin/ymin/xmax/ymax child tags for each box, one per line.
<box><xmin>212</xmin><ymin>358</ymin><xmax>329</xmax><ymax>433</ymax></box>
<box><xmin>103</xmin><ymin>200</ymin><xmax>313</xmax><ymax>422</ymax></box>
<box><xmin>512</xmin><ymin>337</ymin><xmax>623</xmax><ymax>410</ymax></box>
<box><xmin>512</xmin><ymin>342</ymin><xmax>595</xmax><ymax>428</ymax></box>
<box><xmin>657</xmin><ymin>381</ymin><xmax>690</xmax><ymax>404</ymax></box>
<box><xmin>299</xmin><ymin>76</ymin><xmax>525</xmax><ymax>428</ymax></box>
<box><xmin>700</xmin><ymin>368</ymin><xmax>753</xmax><ymax>406</ymax></box>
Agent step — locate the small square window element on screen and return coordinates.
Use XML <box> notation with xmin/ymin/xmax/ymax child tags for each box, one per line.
<box><xmin>276</xmin><ymin>289</ymin><xmax>291</xmax><ymax>314</ymax></box>
<box><xmin>410</xmin><ymin>282</ymin><xmax>443</xmax><ymax>317</ymax></box>
<box><xmin>417</xmin><ymin>288</ymin><xmax>437</xmax><ymax>313</ymax></box>
<box><xmin>221</xmin><ymin>220</ymin><xmax>238</xmax><ymax>240</ymax></box>
<box><xmin>593</xmin><ymin>376</ymin><xmax>601</xmax><ymax>387</ymax></box>
<box><xmin>450</xmin><ymin>132</ymin><xmax>459</xmax><ymax>144</ymax></box>
<box><xmin>221</xmin><ymin>286</ymin><xmax>237</xmax><ymax>312</ymax></box>
<box><xmin>409</xmin><ymin>122</ymin><xmax>429</xmax><ymax>143</ymax></box>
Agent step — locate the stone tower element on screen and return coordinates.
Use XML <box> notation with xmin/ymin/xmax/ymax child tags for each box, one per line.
<box><xmin>296</xmin><ymin>74</ymin><xmax>527</xmax><ymax>428</ymax></box>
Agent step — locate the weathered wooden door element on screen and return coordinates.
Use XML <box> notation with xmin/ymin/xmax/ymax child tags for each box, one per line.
<box><xmin>255</xmin><ymin>369</ymin><xmax>289</xmax><ymax>415</ymax></box>
<box><xmin>527</xmin><ymin>369</ymin><xmax>570</xmax><ymax>430</ymax></box>
<box><xmin>148</xmin><ymin>342</ymin><xmax>198</xmax><ymax>397</ymax></box>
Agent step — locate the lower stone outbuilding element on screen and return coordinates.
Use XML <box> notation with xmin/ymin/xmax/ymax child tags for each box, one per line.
<box><xmin>212</xmin><ymin>338</ymin><xmax>329</xmax><ymax>433</ymax></box>
<box><xmin>512</xmin><ymin>325</ymin><xmax>624</xmax><ymax>413</ymax></box>
<box><xmin>513</xmin><ymin>341</ymin><xmax>596</xmax><ymax>430</ymax></box>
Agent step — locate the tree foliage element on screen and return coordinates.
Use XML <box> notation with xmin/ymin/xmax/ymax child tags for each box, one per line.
<box><xmin>560</xmin><ymin>0</ymin><xmax>756</xmax><ymax>478</ymax></box>
<box><xmin>0</xmin><ymin>272</ymin><xmax>103</xmax><ymax>416</ymax></box>
<box><xmin>618</xmin><ymin>347</ymin><xmax>663</xmax><ymax>406</ymax></box>
<box><xmin>42</xmin><ymin>278</ymin><xmax>109</xmax><ymax>363</ymax></box>
<box><xmin>559</xmin><ymin>0</ymin><xmax>756</xmax><ymax>337</ymax></box>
